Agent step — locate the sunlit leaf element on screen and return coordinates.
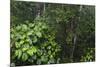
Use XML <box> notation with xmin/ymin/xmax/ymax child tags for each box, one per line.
<box><xmin>36</xmin><ymin>32</ymin><xmax>42</xmax><ymax>37</ymax></box>
<box><xmin>22</xmin><ymin>53</ymin><xmax>28</xmax><ymax>61</ymax></box>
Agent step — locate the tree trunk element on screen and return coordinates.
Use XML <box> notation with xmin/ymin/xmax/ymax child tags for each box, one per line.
<box><xmin>70</xmin><ymin>5</ymin><xmax>83</xmax><ymax>62</ymax></box>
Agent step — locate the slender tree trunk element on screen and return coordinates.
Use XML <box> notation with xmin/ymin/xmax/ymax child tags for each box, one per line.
<box><xmin>43</xmin><ymin>3</ymin><xmax>46</xmax><ymax>14</ymax></box>
<box><xmin>70</xmin><ymin>5</ymin><xmax>83</xmax><ymax>62</ymax></box>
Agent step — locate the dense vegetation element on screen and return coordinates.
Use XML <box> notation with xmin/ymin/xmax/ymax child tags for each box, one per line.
<box><xmin>10</xmin><ymin>1</ymin><xmax>95</xmax><ymax>66</ymax></box>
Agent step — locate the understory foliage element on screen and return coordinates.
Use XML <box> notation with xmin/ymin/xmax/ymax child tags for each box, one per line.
<box><xmin>11</xmin><ymin>17</ymin><xmax>61</xmax><ymax>65</ymax></box>
<box><xmin>11</xmin><ymin>1</ymin><xmax>95</xmax><ymax>66</ymax></box>
<box><xmin>80</xmin><ymin>48</ymin><xmax>95</xmax><ymax>62</ymax></box>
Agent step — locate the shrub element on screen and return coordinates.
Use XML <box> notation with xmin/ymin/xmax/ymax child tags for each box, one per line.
<box><xmin>80</xmin><ymin>48</ymin><xmax>95</xmax><ymax>62</ymax></box>
<box><xmin>10</xmin><ymin>17</ymin><xmax>61</xmax><ymax>65</ymax></box>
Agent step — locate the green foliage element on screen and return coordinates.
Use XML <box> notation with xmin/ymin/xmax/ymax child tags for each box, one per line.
<box><xmin>11</xmin><ymin>1</ymin><xmax>37</xmax><ymax>23</ymax></box>
<box><xmin>11</xmin><ymin>17</ymin><xmax>61</xmax><ymax>65</ymax></box>
<box><xmin>80</xmin><ymin>48</ymin><xmax>95</xmax><ymax>62</ymax></box>
<box><xmin>11</xmin><ymin>1</ymin><xmax>95</xmax><ymax>66</ymax></box>
<box><xmin>46</xmin><ymin>5</ymin><xmax>79</xmax><ymax>24</ymax></box>
<box><xmin>22</xmin><ymin>53</ymin><xmax>28</xmax><ymax>61</ymax></box>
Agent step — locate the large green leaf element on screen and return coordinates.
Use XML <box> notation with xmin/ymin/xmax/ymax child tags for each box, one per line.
<box><xmin>41</xmin><ymin>56</ymin><xmax>48</xmax><ymax>62</ymax></box>
<box><xmin>15</xmin><ymin>42</ymin><xmax>20</xmax><ymax>48</ymax></box>
<box><xmin>27</xmin><ymin>46</ymin><xmax>37</xmax><ymax>56</ymax></box>
<box><xmin>36</xmin><ymin>59</ymin><xmax>41</xmax><ymax>65</ymax></box>
<box><xmin>27</xmin><ymin>50</ymin><xmax>33</xmax><ymax>56</ymax></box>
<box><xmin>31</xmin><ymin>46</ymin><xmax>37</xmax><ymax>53</ymax></box>
<box><xmin>19</xmin><ymin>40</ymin><xmax>24</xmax><ymax>45</ymax></box>
<box><xmin>15</xmin><ymin>49</ymin><xmax>22</xmax><ymax>59</ymax></box>
<box><xmin>32</xmin><ymin>36</ymin><xmax>37</xmax><ymax>43</ymax></box>
<box><xmin>16</xmin><ymin>26</ymin><xmax>21</xmax><ymax>30</ymax></box>
<box><xmin>22</xmin><ymin>47</ymin><xmax>28</xmax><ymax>52</ymax></box>
<box><xmin>22</xmin><ymin>53</ymin><xmax>28</xmax><ymax>61</ymax></box>
<box><xmin>36</xmin><ymin>32</ymin><xmax>42</xmax><ymax>37</ymax></box>
<box><xmin>22</xmin><ymin>24</ymin><xmax>27</xmax><ymax>31</ymax></box>
<box><xmin>27</xmin><ymin>31</ymin><xmax>33</xmax><ymax>35</ymax></box>
<box><xmin>48</xmin><ymin>58</ymin><xmax>55</xmax><ymax>64</ymax></box>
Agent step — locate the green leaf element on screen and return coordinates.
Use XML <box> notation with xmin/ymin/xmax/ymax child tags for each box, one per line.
<box><xmin>11</xmin><ymin>34</ymin><xmax>14</xmax><ymax>39</ymax></box>
<box><xmin>22</xmin><ymin>47</ymin><xmax>28</xmax><ymax>52</ymax></box>
<box><xmin>47</xmin><ymin>46</ymin><xmax>51</xmax><ymax>50</ymax></box>
<box><xmin>27</xmin><ymin>31</ymin><xmax>33</xmax><ymax>35</ymax></box>
<box><xmin>19</xmin><ymin>40</ymin><xmax>24</xmax><ymax>45</ymax></box>
<box><xmin>15</xmin><ymin>49</ymin><xmax>22</xmax><ymax>59</ymax></box>
<box><xmin>48</xmin><ymin>50</ymin><xmax>51</xmax><ymax>55</ymax></box>
<box><xmin>15</xmin><ymin>50</ymin><xmax>19</xmax><ymax>57</ymax></box>
<box><xmin>15</xmin><ymin>42</ymin><xmax>20</xmax><ymax>48</ymax></box>
<box><xmin>27</xmin><ymin>46</ymin><xmax>37</xmax><ymax>56</ymax></box>
<box><xmin>42</xmin><ymin>25</ymin><xmax>47</xmax><ymax>29</ymax></box>
<box><xmin>50</xmin><ymin>55</ymin><xmax>53</xmax><ymax>59</ymax></box>
<box><xmin>29</xmin><ymin>23</ymin><xmax>34</xmax><ymax>27</ymax></box>
<box><xmin>36</xmin><ymin>32</ymin><xmax>42</xmax><ymax>37</ymax></box>
<box><xmin>41</xmin><ymin>56</ymin><xmax>48</xmax><ymax>62</ymax></box>
<box><xmin>32</xmin><ymin>55</ymin><xmax>37</xmax><ymax>60</ymax></box>
<box><xmin>33</xmin><ymin>36</ymin><xmax>37</xmax><ymax>43</ymax></box>
<box><xmin>48</xmin><ymin>58</ymin><xmax>55</xmax><ymax>64</ymax></box>
<box><xmin>26</xmin><ymin>39</ymin><xmax>30</xmax><ymax>42</ymax></box>
<box><xmin>22</xmin><ymin>24</ymin><xmax>27</xmax><ymax>30</ymax></box>
<box><xmin>36</xmin><ymin>59</ymin><xmax>41</xmax><ymax>65</ymax></box>
<box><xmin>31</xmin><ymin>46</ymin><xmax>37</xmax><ymax>53</ymax></box>
<box><xmin>21</xmin><ymin>35</ymin><xmax>26</xmax><ymax>39</ymax></box>
<box><xmin>16</xmin><ymin>26</ymin><xmax>21</xmax><ymax>30</ymax></box>
<box><xmin>37</xmin><ymin>50</ymin><xmax>42</xmax><ymax>56</ymax></box>
<box><xmin>22</xmin><ymin>53</ymin><xmax>28</xmax><ymax>61</ymax></box>
<box><xmin>27</xmin><ymin>49</ymin><xmax>34</xmax><ymax>56</ymax></box>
